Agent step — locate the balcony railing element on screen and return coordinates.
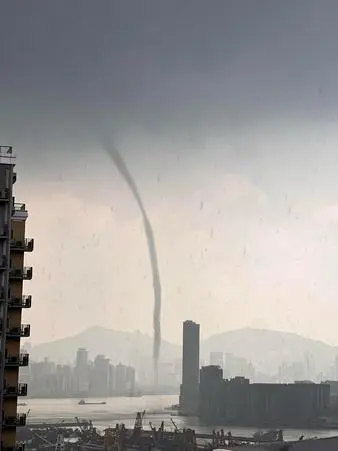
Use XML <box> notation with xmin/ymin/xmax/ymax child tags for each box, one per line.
<box><xmin>18</xmin><ymin>383</ymin><xmax>28</xmax><ymax>396</ymax></box>
<box><xmin>0</xmin><ymin>146</ymin><xmax>13</xmax><ymax>155</ymax></box>
<box><xmin>6</xmin><ymin>324</ymin><xmax>30</xmax><ymax>338</ymax></box>
<box><xmin>5</xmin><ymin>353</ymin><xmax>29</xmax><ymax>367</ymax></box>
<box><xmin>3</xmin><ymin>414</ymin><xmax>26</xmax><ymax>427</ymax></box>
<box><xmin>10</xmin><ymin>238</ymin><xmax>34</xmax><ymax>252</ymax></box>
<box><xmin>3</xmin><ymin>383</ymin><xmax>28</xmax><ymax>397</ymax></box>
<box><xmin>9</xmin><ymin>267</ymin><xmax>33</xmax><ymax>280</ymax></box>
<box><xmin>0</xmin><ymin>146</ymin><xmax>16</xmax><ymax>166</ymax></box>
<box><xmin>9</xmin><ymin>295</ymin><xmax>32</xmax><ymax>309</ymax></box>
<box><xmin>12</xmin><ymin>203</ymin><xmax>28</xmax><ymax>220</ymax></box>
<box><xmin>13</xmin><ymin>203</ymin><xmax>26</xmax><ymax>213</ymax></box>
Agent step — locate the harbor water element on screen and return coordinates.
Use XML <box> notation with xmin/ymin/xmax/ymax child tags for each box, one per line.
<box><xmin>19</xmin><ymin>395</ymin><xmax>338</xmax><ymax>442</ymax></box>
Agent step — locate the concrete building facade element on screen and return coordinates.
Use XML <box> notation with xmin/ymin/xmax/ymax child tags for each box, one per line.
<box><xmin>75</xmin><ymin>348</ymin><xmax>89</xmax><ymax>394</ymax></box>
<box><xmin>199</xmin><ymin>368</ymin><xmax>330</xmax><ymax>427</ymax></box>
<box><xmin>91</xmin><ymin>355</ymin><xmax>110</xmax><ymax>397</ymax></box>
<box><xmin>0</xmin><ymin>147</ymin><xmax>33</xmax><ymax>449</ymax></box>
<box><xmin>199</xmin><ymin>365</ymin><xmax>223</xmax><ymax>421</ymax></box>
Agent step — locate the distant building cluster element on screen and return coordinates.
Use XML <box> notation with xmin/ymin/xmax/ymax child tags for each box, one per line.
<box><xmin>179</xmin><ymin>320</ymin><xmax>334</xmax><ymax>428</ymax></box>
<box><xmin>204</xmin><ymin>351</ymin><xmax>321</xmax><ymax>384</ymax></box>
<box><xmin>215</xmin><ymin>352</ymin><xmax>338</xmax><ymax>384</ymax></box>
<box><xmin>20</xmin><ymin>348</ymin><xmax>136</xmax><ymax>398</ymax></box>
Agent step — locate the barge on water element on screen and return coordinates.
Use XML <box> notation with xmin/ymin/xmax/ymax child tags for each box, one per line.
<box><xmin>78</xmin><ymin>399</ymin><xmax>106</xmax><ymax>405</ymax></box>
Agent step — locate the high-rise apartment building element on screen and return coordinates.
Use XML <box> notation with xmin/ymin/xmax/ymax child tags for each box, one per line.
<box><xmin>0</xmin><ymin>147</ymin><xmax>33</xmax><ymax>449</ymax></box>
<box><xmin>76</xmin><ymin>348</ymin><xmax>88</xmax><ymax>368</ymax></box>
<box><xmin>91</xmin><ymin>355</ymin><xmax>110</xmax><ymax>397</ymax></box>
<box><xmin>179</xmin><ymin>320</ymin><xmax>200</xmax><ymax>415</ymax></box>
<box><xmin>75</xmin><ymin>348</ymin><xmax>89</xmax><ymax>394</ymax></box>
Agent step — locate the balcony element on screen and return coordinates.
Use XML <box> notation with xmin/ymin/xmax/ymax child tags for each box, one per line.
<box><xmin>3</xmin><ymin>413</ymin><xmax>26</xmax><ymax>427</ymax></box>
<box><xmin>5</xmin><ymin>353</ymin><xmax>29</xmax><ymax>367</ymax></box>
<box><xmin>9</xmin><ymin>267</ymin><xmax>33</xmax><ymax>281</ymax></box>
<box><xmin>10</xmin><ymin>239</ymin><xmax>34</xmax><ymax>252</ymax></box>
<box><xmin>12</xmin><ymin>203</ymin><xmax>26</xmax><ymax>213</ymax></box>
<box><xmin>9</xmin><ymin>295</ymin><xmax>32</xmax><ymax>309</ymax></box>
<box><xmin>0</xmin><ymin>146</ymin><xmax>13</xmax><ymax>154</ymax></box>
<box><xmin>0</xmin><ymin>146</ymin><xmax>15</xmax><ymax>166</ymax></box>
<box><xmin>12</xmin><ymin>203</ymin><xmax>27</xmax><ymax>220</ymax></box>
<box><xmin>6</xmin><ymin>324</ymin><xmax>30</xmax><ymax>338</ymax></box>
<box><xmin>3</xmin><ymin>383</ymin><xmax>28</xmax><ymax>397</ymax></box>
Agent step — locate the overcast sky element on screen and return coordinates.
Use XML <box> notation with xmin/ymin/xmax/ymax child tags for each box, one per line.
<box><xmin>2</xmin><ymin>0</ymin><xmax>338</xmax><ymax>346</ymax></box>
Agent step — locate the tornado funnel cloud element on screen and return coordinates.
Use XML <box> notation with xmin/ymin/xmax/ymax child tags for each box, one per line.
<box><xmin>102</xmin><ymin>141</ymin><xmax>161</xmax><ymax>382</ymax></box>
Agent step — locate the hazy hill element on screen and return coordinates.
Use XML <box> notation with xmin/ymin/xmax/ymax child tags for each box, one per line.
<box><xmin>30</xmin><ymin>326</ymin><xmax>180</xmax><ymax>366</ymax></box>
<box><xmin>30</xmin><ymin>327</ymin><xmax>338</xmax><ymax>376</ymax></box>
<box><xmin>202</xmin><ymin>328</ymin><xmax>338</xmax><ymax>375</ymax></box>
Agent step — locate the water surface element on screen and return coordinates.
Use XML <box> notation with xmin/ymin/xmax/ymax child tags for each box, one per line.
<box><xmin>19</xmin><ymin>395</ymin><xmax>338</xmax><ymax>442</ymax></box>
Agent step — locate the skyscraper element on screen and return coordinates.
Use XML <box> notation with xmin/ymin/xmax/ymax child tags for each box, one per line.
<box><xmin>0</xmin><ymin>147</ymin><xmax>33</xmax><ymax>448</ymax></box>
<box><xmin>75</xmin><ymin>348</ymin><xmax>89</xmax><ymax>394</ymax></box>
<box><xmin>179</xmin><ymin>320</ymin><xmax>200</xmax><ymax>415</ymax></box>
<box><xmin>76</xmin><ymin>348</ymin><xmax>88</xmax><ymax>368</ymax></box>
<box><xmin>91</xmin><ymin>355</ymin><xmax>110</xmax><ymax>396</ymax></box>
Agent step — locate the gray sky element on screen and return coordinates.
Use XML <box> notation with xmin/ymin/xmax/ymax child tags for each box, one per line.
<box><xmin>3</xmin><ymin>0</ymin><xmax>338</xmax><ymax>345</ymax></box>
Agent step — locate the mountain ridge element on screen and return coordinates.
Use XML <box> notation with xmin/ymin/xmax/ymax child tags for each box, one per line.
<box><xmin>29</xmin><ymin>326</ymin><xmax>337</xmax><ymax>376</ymax></box>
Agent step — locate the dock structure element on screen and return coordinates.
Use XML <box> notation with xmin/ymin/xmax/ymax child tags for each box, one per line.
<box><xmin>26</xmin><ymin>420</ymin><xmax>92</xmax><ymax>429</ymax></box>
<box><xmin>16</xmin><ymin>413</ymin><xmax>338</xmax><ymax>451</ymax></box>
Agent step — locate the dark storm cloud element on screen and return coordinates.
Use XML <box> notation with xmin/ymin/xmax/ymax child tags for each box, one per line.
<box><xmin>1</xmin><ymin>0</ymin><xmax>338</xmax><ymax>168</ymax></box>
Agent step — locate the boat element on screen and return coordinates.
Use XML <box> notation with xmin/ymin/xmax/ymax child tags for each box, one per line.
<box><xmin>252</xmin><ymin>429</ymin><xmax>282</xmax><ymax>442</ymax></box>
<box><xmin>164</xmin><ymin>404</ymin><xmax>179</xmax><ymax>410</ymax></box>
<box><xmin>17</xmin><ymin>402</ymin><xmax>27</xmax><ymax>406</ymax></box>
<box><xmin>78</xmin><ymin>399</ymin><xmax>106</xmax><ymax>405</ymax></box>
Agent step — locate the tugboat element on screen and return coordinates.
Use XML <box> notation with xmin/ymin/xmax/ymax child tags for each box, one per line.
<box><xmin>78</xmin><ymin>399</ymin><xmax>106</xmax><ymax>405</ymax></box>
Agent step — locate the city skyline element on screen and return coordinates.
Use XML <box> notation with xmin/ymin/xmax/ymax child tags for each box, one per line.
<box><xmin>25</xmin><ymin>324</ymin><xmax>338</xmax><ymax>379</ymax></box>
<box><xmin>23</xmin><ymin>320</ymin><xmax>338</xmax><ymax>390</ymax></box>
<box><xmin>22</xmin><ymin>347</ymin><xmax>136</xmax><ymax>399</ymax></box>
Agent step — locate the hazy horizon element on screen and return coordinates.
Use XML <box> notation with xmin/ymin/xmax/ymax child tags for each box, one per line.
<box><xmin>3</xmin><ymin>1</ymin><xmax>338</xmax><ymax>346</ymax></box>
<box><xmin>28</xmin><ymin>324</ymin><xmax>338</xmax><ymax>348</ymax></box>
